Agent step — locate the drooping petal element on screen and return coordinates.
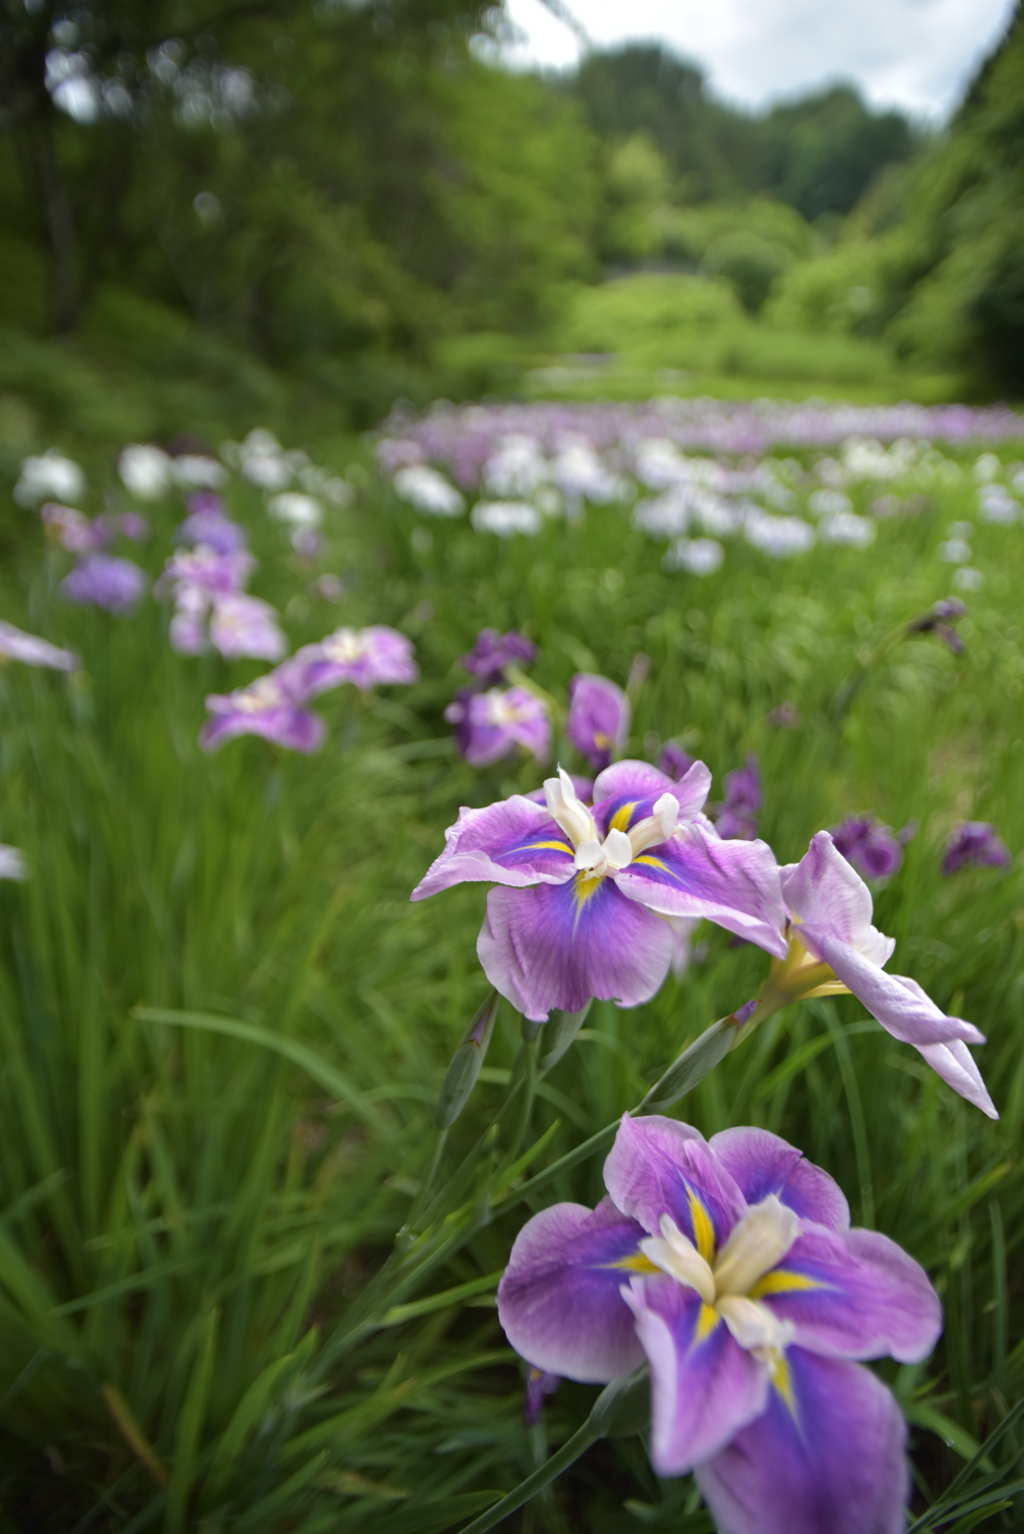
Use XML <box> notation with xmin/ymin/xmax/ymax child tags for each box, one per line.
<box><xmin>614</xmin><ymin>822</ymin><xmax>789</xmax><ymax>959</ymax></box>
<box><xmin>566</xmin><ymin>673</ymin><xmax>630</xmax><ymax>771</ymax></box>
<box><xmin>603</xmin><ymin>1114</ymin><xmax>746</xmax><ymax>1250</ymax></box>
<box><xmin>198</xmin><ymin>700</ymin><xmax>325</xmax><ymax>754</ymax></box>
<box><xmin>622</xmin><ymin>1276</ymin><xmax>769</xmax><ymax>1475</ymax></box>
<box><xmin>695</xmin><ymin>1352</ymin><xmax>909</xmax><ymax>1534</ymax></box>
<box><xmin>916</xmin><ymin>1038</ymin><xmax>998</xmax><ymax>1118</ymax></box>
<box><xmin>709</xmin><ymin>1127</ymin><xmax>850</xmax><ymax>1231</ymax></box>
<box><xmin>593</xmin><ymin>759</ymin><xmax>711</xmax><ymax>828</ymax></box>
<box><xmin>496</xmin><ymin>1197</ymin><xmax>649</xmax><ymax>1383</ymax></box>
<box><xmin>800</xmin><ymin>939</ymin><xmax>985</xmax><ymax>1049</ymax></box>
<box><xmin>753</xmin><ymin>1224</ymin><xmax>942</xmax><ymax>1364</ymax></box>
<box><xmin>477</xmin><ymin>877</ymin><xmax>676</xmax><ymax>1022</ymax></box>
<box><xmin>411</xmin><ymin>797</ymin><xmax>574</xmax><ymax>901</ymax></box>
<box><xmin>781</xmin><ymin>833</ymin><xmax>891</xmax><ymax>958</ymax></box>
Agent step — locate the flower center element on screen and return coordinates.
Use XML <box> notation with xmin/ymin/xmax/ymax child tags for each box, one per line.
<box><xmin>543</xmin><ymin>767</ymin><xmax>680</xmax><ymax>881</ymax></box>
<box><xmin>322</xmin><ymin>628</ymin><xmax>366</xmax><ymax>664</ymax></box>
<box><xmin>639</xmin><ymin>1196</ymin><xmax>798</xmax><ymax>1362</ymax></box>
<box><xmin>235</xmin><ymin>677</ymin><xmax>286</xmax><ymax>713</ymax></box>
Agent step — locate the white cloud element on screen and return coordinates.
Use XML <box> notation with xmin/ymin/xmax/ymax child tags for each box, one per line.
<box><xmin>501</xmin><ymin>0</ymin><xmax>1015</xmax><ymax>117</ymax></box>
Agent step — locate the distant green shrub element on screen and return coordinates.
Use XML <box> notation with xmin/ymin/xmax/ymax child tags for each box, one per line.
<box><xmin>766</xmin><ymin>243</ymin><xmax>888</xmax><ymax>335</ymax></box>
<box><xmin>702</xmin><ymin>231</ymin><xmax>796</xmax><ymax>313</ymax></box>
<box><xmin>558</xmin><ymin>272</ymin><xmax>742</xmax><ymax>355</ymax></box>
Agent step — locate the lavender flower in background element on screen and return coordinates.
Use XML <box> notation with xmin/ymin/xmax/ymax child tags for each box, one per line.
<box><xmin>566</xmin><ymin>673</ymin><xmax>630</xmax><ymax>773</ymax></box>
<box><xmin>118</xmin><ymin>444</ymin><xmax>174</xmax><ymax>500</ymax></box>
<box><xmin>461</xmin><ymin>629</ymin><xmax>537</xmax><ymax>685</ymax></box>
<box><xmin>176</xmin><ymin>497</ymin><xmax>248</xmax><ymax>555</ymax></box>
<box><xmin>830</xmin><ymin>814</ymin><xmax>916</xmax><ymax>881</ymax></box>
<box><xmin>61</xmin><ymin>554</ymin><xmax>148</xmax><ymax>615</ymax></box>
<box><xmin>41</xmin><ymin>503</ymin><xmax>111</xmax><ymax>555</ymax></box>
<box><xmin>659</xmin><ymin>742</ymin><xmax>695</xmax><ymax>781</ymax></box>
<box><xmin>0</xmin><ymin>846</ymin><xmax>27</xmax><ymax>881</ymax></box>
<box><xmin>267</xmin><ymin>492</ymin><xmax>324</xmax><ymax>533</ymax></box>
<box><xmin>200</xmin><ymin>673</ymin><xmax>325</xmax><ymax>754</ymax></box>
<box><xmin>498</xmin><ymin>1113</ymin><xmax>940</xmax><ymax>1534</ymax></box>
<box><xmin>14</xmin><ymin>451</ymin><xmax>85</xmax><ymax>508</ymax></box>
<box><xmin>907</xmin><ymin>597</ymin><xmax>967</xmax><ymax>654</ymax></box>
<box><xmin>208</xmin><ymin>594</ymin><xmax>286</xmax><ymax>662</ymax></box>
<box><xmin>169</xmin><ymin>586</ymin><xmax>209</xmax><ymax>656</ymax></box>
<box><xmin>445</xmin><ymin>687</ymin><xmax>551</xmax><ymax>768</ymax></box>
<box><xmin>943</xmin><ymin>822</ymin><xmax>1011</xmax><ymax>876</ymax></box>
<box><xmin>412</xmin><ymin>761</ymin><xmax>787</xmax><ymax>1021</ymax></box>
<box><xmin>712</xmin><ymin>754</ymin><xmax>762</xmax><ymax>841</ymax></box>
<box><xmin>524</xmin><ymin>1368</ymin><xmax>559</xmax><ymax>1427</ymax></box>
<box><xmin>278</xmin><ymin>626</ymin><xmax>418</xmax><ymax>698</ymax></box>
<box><xmin>171</xmin><ymin>453</ymin><xmax>227</xmax><ymax>491</ymax></box>
<box><xmin>0</xmin><ymin>621</ymin><xmax>79</xmax><ymax>673</ymax></box>
<box><xmin>117</xmin><ymin>512</ymin><xmax>150</xmax><ymax>542</ymax></box>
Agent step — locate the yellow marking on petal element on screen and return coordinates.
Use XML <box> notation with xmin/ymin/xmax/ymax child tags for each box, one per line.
<box><xmin>694</xmin><ymin>1302</ymin><xmax>720</xmax><ymax>1343</ymax></box>
<box><xmin>750</xmin><ymin>1269</ymin><xmax>822</xmax><ymax>1299</ymax></box>
<box><xmin>522</xmin><ymin>840</ymin><xmax>574</xmax><ymax>854</ymax></box>
<box><xmin>688</xmin><ymin>1187</ymin><xmax>716</xmax><ymax>1265</ymax></box>
<box><xmin>632</xmin><ymin>855</ymin><xmax>680</xmax><ymax>880</ymax></box>
<box><xmin>605</xmin><ymin>1252</ymin><xmax>662</xmax><ymax>1274</ymax></box>
<box><xmin>769</xmin><ymin>1351</ymin><xmax>798</xmax><ymax>1419</ymax></box>
<box><xmin>609</xmin><ymin>802</ymin><xmax>637</xmax><ymax>833</ymax></box>
<box><xmin>573</xmin><ymin>869</ymin><xmax>605</xmax><ymax>916</ymax></box>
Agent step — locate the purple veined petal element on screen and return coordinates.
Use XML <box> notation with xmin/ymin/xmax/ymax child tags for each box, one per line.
<box><xmin>622</xmin><ymin>1276</ymin><xmax>769</xmax><ymax>1475</ymax></box>
<box><xmin>477</xmin><ymin>877</ymin><xmax>677</xmax><ymax>1022</ymax></box>
<box><xmin>496</xmin><ymin>1196</ymin><xmax>650</xmax><ymax>1382</ymax></box>
<box><xmin>603</xmin><ymin>1114</ymin><xmax>747</xmax><ymax>1250</ymax></box>
<box><xmin>801</xmin><ymin>933</ymin><xmax>985</xmax><ymax>1049</ymax></box>
<box><xmin>615</xmin><ymin>822</ymin><xmax>789</xmax><ymax>959</ymax></box>
<box><xmin>780</xmin><ymin>833</ymin><xmax>890</xmax><ymax>957</ymax></box>
<box><xmin>593</xmin><ymin>759</ymin><xmax>711</xmax><ymax>827</ymax></box>
<box><xmin>916</xmin><ymin>1038</ymin><xmax>998</xmax><ymax>1119</ymax></box>
<box><xmin>709</xmin><ymin>1127</ymin><xmax>850</xmax><ymax>1232</ymax></box>
<box><xmin>754</xmin><ymin>1224</ymin><xmax>941</xmax><ymax>1363</ymax></box>
<box><xmin>410</xmin><ymin>797</ymin><xmax>574</xmax><ymax>901</ymax></box>
<box><xmin>696</xmin><ymin>1351</ymin><xmax>909</xmax><ymax>1534</ymax></box>
<box><xmin>566</xmin><ymin>673</ymin><xmax>631</xmax><ymax>771</ymax></box>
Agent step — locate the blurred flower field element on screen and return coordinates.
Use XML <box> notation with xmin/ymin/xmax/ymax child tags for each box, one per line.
<box><xmin>1</xmin><ymin>398</ymin><xmax>1024</xmax><ymax>1531</ymax></box>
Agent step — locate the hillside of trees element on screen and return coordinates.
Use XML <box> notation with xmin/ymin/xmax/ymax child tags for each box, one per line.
<box><xmin>0</xmin><ymin>0</ymin><xmax>1021</xmax><ymax>455</ymax></box>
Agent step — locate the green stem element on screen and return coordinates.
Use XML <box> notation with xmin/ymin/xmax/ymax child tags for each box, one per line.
<box><xmin>458</xmin><ymin>1419</ymin><xmax>598</xmax><ymax>1534</ymax></box>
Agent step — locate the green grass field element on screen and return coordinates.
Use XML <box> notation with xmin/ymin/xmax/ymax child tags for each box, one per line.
<box><xmin>0</xmin><ymin>416</ymin><xmax>1023</xmax><ymax>1532</ymax></box>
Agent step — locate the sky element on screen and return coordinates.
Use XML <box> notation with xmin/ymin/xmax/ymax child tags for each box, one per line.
<box><xmin>498</xmin><ymin>0</ymin><xmax>1016</xmax><ymax>118</ymax></box>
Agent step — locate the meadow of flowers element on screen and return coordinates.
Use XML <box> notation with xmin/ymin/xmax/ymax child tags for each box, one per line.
<box><xmin>0</xmin><ymin>400</ymin><xmax>1023</xmax><ymax>1532</ymax></box>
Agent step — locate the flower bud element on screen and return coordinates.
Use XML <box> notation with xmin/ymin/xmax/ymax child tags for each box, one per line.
<box><xmin>435</xmin><ymin>992</ymin><xmax>500</xmax><ymax>1129</ymax></box>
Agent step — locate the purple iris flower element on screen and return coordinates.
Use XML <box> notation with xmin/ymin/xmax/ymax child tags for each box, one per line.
<box><xmin>566</xmin><ymin>673</ymin><xmax>631</xmax><ymax>772</ymax></box>
<box><xmin>411</xmin><ymin>759</ymin><xmax>787</xmax><ymax>1021</ymax></box>
<box><xmin>908</xmin><ymin>597</ymin><xmax>967</xmax><ymax>654</ymax></box>
<box><xmin>117</xmin><ymin>512</ymin><xmax>151</xmax><ymax>543</ymax></box>
<box><xmin>160</xmin><ymin>546</ymin><xmax>256</xmax><ymax>597</ymax></box>
<box><xmin>659</xmin><ymin>742</ymin><xmax>695</xmax><ymax>782</ymax></box>
<box><xmin>774</xmin><ymin>832</ymin><xmax>996</xmax><ymax>1116</ymax></box>
<box><xmin>279</xmin><ymin>626</ymin><xmax>419</xmax><ymax>698</ymax></box>
<box><xmin>713</xmin><ymin>754</ymin><xmax>762</xmax><ymax>841</ymax></box>
<box><xmin>61</xmin><ymin>554</ymin><xmax>148</xmax><ymax>614</ymax></box>
<box><xmin>444</xmin><ymin>686</ymin><xmax>551</xmax><ymax>767</ymax></box>
<box><xmin>461</xmin><ymin>629</ymin><xmax>538</xmax><ymax>685</ymax></box>
<box><xmin>169</xmin><ymin>587</ymin><xmax>209</xmax><ymax>655</ymax></box>
<box><xmin>175</xmin><ymin>508</ymin><xmax>248</xmax><ymax>556</ymax></box>
<box><xmin>208</xmin><ymin>594</ymin><xmax>286</xmax><ymax>662</ymax></box>
<box><xmin>0</xmin><ymin>621</ymin><xmax>79</xmax><ymax>672</ymax></box>
<box><xmin>41</xmin><ymin>503</ymin><xmax>111</xmax><ymax>555</ymax></box>
<box><xmin>200</xmin><ymin>672</ymin><xmax>325</xmax><ymax>754</ymax></box>
<box><xmin>830</xmin><ymin>814</ymin><xmax>915</xmax><ymax>881</ymax></box>
<box><xmin>498</xmin><ymin>1114</ymin><xmax>940</xmax><ymax>1534</ymax></box>
<box><xmin>943</xmin><ymin>821</ymin><xmax>1012</xmax><ymax>876</ymax></box>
